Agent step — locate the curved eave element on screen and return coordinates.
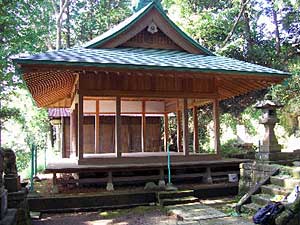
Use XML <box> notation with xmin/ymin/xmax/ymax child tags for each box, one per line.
<box><xmin>14</xmin><ymin>59</ymin><xmax>290</xmax><ymax>79</ymax></box>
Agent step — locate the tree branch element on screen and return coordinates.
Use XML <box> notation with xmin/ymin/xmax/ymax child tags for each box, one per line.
<box><xmin>223</xmin><ymin>0</ymin><xmax>250</xmax><ymax>46</ymax></box>
<box><xmin>58</xmin><ymin>0</ymin><xmax>69</xmax><ymax>23</ymax></box>
<box><xmin>51</xmin><ymin>0</ymin><xmax>58</xmax><ymax>15</ymax></box>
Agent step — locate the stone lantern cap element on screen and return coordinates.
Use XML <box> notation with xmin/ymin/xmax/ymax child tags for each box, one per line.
<box><xmin>254</xmin><ymin>94</ymin><xmax>283</xmax><ymax>109</ymax></box>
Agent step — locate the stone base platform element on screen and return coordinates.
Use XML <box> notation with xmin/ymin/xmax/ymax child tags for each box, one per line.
<box><xmin>255</xmin><ymin>152</ymin><xmax>300</xmax><ymax>164</ymax></box>
<box><xmin>0</xmin><ymin>209</ymin><xmax>17</xmax><ymax>225</ymax></box>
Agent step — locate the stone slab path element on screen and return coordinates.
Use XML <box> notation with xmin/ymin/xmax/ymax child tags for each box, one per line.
<box><xmin>166</xmin><ymin>202</ymin><xmax>254</xmax><ymax>225</ymax></box>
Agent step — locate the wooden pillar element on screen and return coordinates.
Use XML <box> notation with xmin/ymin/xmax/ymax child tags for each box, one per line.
<box><xmin>193</xmin><ymin>106</ymin><xmax>199</xmax><ymax>154</ymax></box>
<box><xmin>78</xmin><ymin>94</ymin><xmax>84</xmax><ymax>160</ymax></box>
<box><xmin>164</xmin><ymin>113</ymin><xmax>169</xmax><ymax>152</ymax></box>
<box><xmin>141</xmin><ymin>101</ymin><xmax>146</xmax><ymax>152</ymax></box>
<box><xmin>182</xmin><ymin>98</ymin><xmax>189</xmax><ymax>156</ymax></box>
<box><xmin>69</xmin><ymin>109</ymin><xmax>74</xmax><ymax>157</ymax></box>
<box><xmin>176</xmin><ymin>100</ymin><xmax>182</xmax><ymax>152</ymax></box>
<box><xmin>95</xmin><ymin>100</ymin><xmax>100</xmax><ymax>153</ymax></box>
<box><xmin>52</xmin><ymin>172</ymin><xmax>58</xmax><ymax>193</ymax></box>
<box><xmin>61</xmin><ymin>117</ymin><xmax>65</xmax><ymax>158</ymax></box>
<box><xmin>115</xmin><ymin>96</ymin><xmax>122</xmax><ymax>158</ymax></box>
<box><xmin>74</xmin><ymin>104</ymin><xmax>78</xmax><ymax>157</ymax></box>
<box><xmin>213</xmin><ymin>98</ymin><xmax>221</xmax><ymax>156</ymax></box>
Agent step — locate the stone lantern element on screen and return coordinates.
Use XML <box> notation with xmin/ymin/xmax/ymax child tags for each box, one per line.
<box><xmin>255</xmin><ymin>94</ymin><xmax>283</xmax><ymax>162</ymax></box>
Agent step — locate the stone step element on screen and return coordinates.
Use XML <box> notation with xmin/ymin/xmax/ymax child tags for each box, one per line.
<box><xmin>160</xmin><ymin>196</ymin><xmax>199</xmax><ymax>206</ymax></box>
<box><xmin>279</xmin><ymin>166</ymin><xmax>300</xmax><ymax>178</ymax></box>
<box><xmin>270</xmin><ymin>175</ymin><xmax>300</xmax><ymax>189</ymax></box>
<box><xmin>242</xmin><ymin>202</ymin><xmax>261</xmax><ymax>214</ymax></box>
<box><xmin>30</xmin><ymin>211</ymin><xmax>41</xmax><ymax>220</ymax></box>
<box><xmin>261</xmin><ymin>184</ymin><xmax>291</xmax><ymax>196</ymax></box>
<box><xmin>251</xmin><ymin>194</ymin><xmax>272</xmax><ymax>206</ymax></box>
<box><xmin>291</xmin><ymin>167</ymin><xmax>300</xmax><ymax>179</ymax></box>
<box><xmin>157</xmin><ymin>190</ymin><xmax>194</xmax><ymax>200</ymax></box>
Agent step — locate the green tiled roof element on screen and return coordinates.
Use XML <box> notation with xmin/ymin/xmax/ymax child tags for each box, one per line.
<box><xmin>83</xmin><ymin>1</ymin><xmax>214</xmax><ymax>56</ymax></box>
<box><xmin>14</xmin><ymin>47</ymin><xmax>289</xmax><ymax>77</ymax></box>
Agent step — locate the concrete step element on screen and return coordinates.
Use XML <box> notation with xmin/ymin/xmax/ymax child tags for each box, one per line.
<box><xmin>251</xmin><ymin>194</ymin><xmax>272</xmax><ymax>206</ymax></box>
<box><xmin>270</xmin><ymin>175</ymin><xmax>300</xmax><ymax>189</ymax></box>
<box><xmin>261</xmin><ymin>184</ymin><xmax>291</xmax><ymax>196</ymax></box>
<box><xmin>242</xmin><ymin>202</ymin><xmax>261</xmax><ymax>214</ymax></box>
<box><xmin>157</xmin><ymin>190</ymin><xmax>194</xmax><ymax>200</ymax></box>
<box><xmin>160</xmin><ymin>196</ymin><xmax>199</xmax><ymax>206</ymax></box>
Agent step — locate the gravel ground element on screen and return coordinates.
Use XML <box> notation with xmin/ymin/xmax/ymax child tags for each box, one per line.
<box><xmin>32</xmin><ymin>208</ymin><xmax>177</xmax><ymax>225</ymax></box>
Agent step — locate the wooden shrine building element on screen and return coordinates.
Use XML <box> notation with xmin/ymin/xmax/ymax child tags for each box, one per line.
<box><xmin>14</xmin><ymin>1</ymin><xmax>289</xmax><ymax>188</ymax></box>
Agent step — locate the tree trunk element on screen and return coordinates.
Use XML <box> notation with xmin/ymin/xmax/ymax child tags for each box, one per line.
<box><xmin>242</xmin><ymin>0</ymin><xmax>254</xmax><ymax>60</ymax></box>
<box><xmin>66</xmin><ymin>2</ymin><xmax>70</xmax><ymax>48</ymax></box>
<box><xmin>88</xmin><ymin>0</ymin><xmax>94</xmax><ymax>40</ymax></box>
<box><xmin>52</xmin><ymin>0</ymin><xmax>69</xmax><ymax>50</ymax></box>
<box><xmin>0</xmin><ymin>100</ymin><xmax>2</xmax><ymax>149</ymax></box>
<box><xmin>270</xmin><ymin>0</ymin><xmax>281</xmax><ymax>55</ymax></box>
<box><xmin>56</xmin><ymin>20</ymin><xmax>62</xmax><ymax>50</ymax></box>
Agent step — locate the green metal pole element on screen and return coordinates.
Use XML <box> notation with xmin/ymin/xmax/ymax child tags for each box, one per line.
<box><xmin>167</xmin><ymin>144</ymin><xmax>171</xmax><ymax>184</ymax></box>
<box><xmin>44</xmin><ymin>145</ymin><xmax>47</xmax><ymax>170</ymax></box>
<box><xmin>34</xmin><ymin>145</ymin><xmax>38</xmax><ymax>176</ymax></box>
<box><xmin>30</xmin><ymin>144</ymin><xmax>34</xmax><ymax>192</ymax></box>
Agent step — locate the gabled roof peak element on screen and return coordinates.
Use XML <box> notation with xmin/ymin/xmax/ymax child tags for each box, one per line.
<box><xmin>133</xmin><ymin>0</ymin><xmax>163</xmax><ymax>12</ymax></box>
<box><xmin>83</xmin><ymin>1</ymin><xmax>214</xmax><ymax>55</ymax></box>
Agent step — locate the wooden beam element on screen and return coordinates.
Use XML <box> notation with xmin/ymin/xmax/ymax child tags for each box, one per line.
<box><xmin>213</xmin><ymin>98</ymin><xmax>221</xmax><ymax>156</ymax></box>
<box><xmin>80</xmin><ymin>89</ymin><xmax>218</xmax><ymax>99</ymax></box>
<box><xmin>95</xmin><ymin>100</ymin><xmax>100</xmax><ymax>153</ymax></box>
<box><xmin>78</xmin><ymin>94</ymin><xmax>84</xmax><ymax>160</ymax></box>
<box><xmin>176</xmin><ymin>100</ymin><xmax>182</xmax><ymax>152</ymax></box>
<box><xmin>164</xmin><ymin>113</ymin><xmax>169</xmax><ymax>152</ymax></box>
<box><xmin>182</xmin><ymin>98</ymin><xmax>189</xmax><ymax>156</ymax></box>
<box><xmin>115</xmin><ymin>96</ymin><xmax>122</xmax><ymax>158</ymax></box>
<box><xmin>193</xmin><ymin>106</ymin><xmax>199</xmax><ymax>154</ymax></box>
<box><xmin>141</xmin><ymin>101</ymin><xmax>146</xmax><ymax>152</ymax></box>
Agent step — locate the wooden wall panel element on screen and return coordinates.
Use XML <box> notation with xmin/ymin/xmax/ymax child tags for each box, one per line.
<box><xmin>82</xmin><ymin>116</ymin><xmax>95</xmax><ymax>154</ymax></box>
<box><xmin>129</xmin><ymin>117</ymin><xmax>142</xmax><ymax>152</ymax></box>
<box><xmin>120</xmin><ymin>28</ymin><xmax>183</xmax><ymax>51</ymax></box>
<box><xmin>145</xmin><ymin>117</ymin><xmax>161</xmax><ymax>152</ymax></box>
<box><xmin>99</xmin><ymin>117</ymin><xmax>115</xmax><ymax>153</ymax></box>
<box><xmin>81</xmin><ymin>72</ymin><xmax>215</xmax><ymax>98</ymax></box>
<box><xmin>63</xmin><ymin>117</ymin><xmax>70</xmax><ymax>158</ymax></box>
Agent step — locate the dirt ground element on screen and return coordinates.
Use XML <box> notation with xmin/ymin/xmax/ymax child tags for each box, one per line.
<box><xmin>32</xmin><ymin>206</ymin><xmax>178</xmax><ymax>225</ymax></box>
<box><xmin>31</xmin><ymin>197</ymin><xmax>254</xmax><ymax>225</ymax></box>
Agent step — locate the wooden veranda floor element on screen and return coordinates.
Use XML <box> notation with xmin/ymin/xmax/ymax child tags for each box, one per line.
<box><xmin>45</xmin><ymin>155</ymin><xmax>250</xmax><ymax>173</ymax></box>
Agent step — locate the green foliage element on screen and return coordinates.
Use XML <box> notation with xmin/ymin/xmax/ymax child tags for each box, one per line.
<box><xmin>241</xmin><ymin>107</ymin><xmax>261</xmax><ymax>136</ymax></box>
<box><xmin>271</xmin><ymin>59</ymin><xmax>300</xmax><ymax>135</ymax></box>
<box><xmin>197</xmin><ymin>106</ymin><xmax>213</xmax><ymax>153</ymax></box>
<box><xmin>15</xmin><ymin>150</ymin><xmax>31</xmax><ymax>172</ymax></box>
<box><xmin>70</xmin><ymin>0</ymin><xmax>132</xmax><ymax>45</ymax></box>
<box><xmin>221</xmin><ymin>139</ymin><xmax>242</xmax><ymax>157</ymax></box>
<box><xmin>221</xmin><ymin>113</ymin><xmax>238</xmax><ymax>135</ymax></box>
<box><xmin>2</xmin><ymin>89</ymin><xmax>49</xmax><ymax>173</ymax></box>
